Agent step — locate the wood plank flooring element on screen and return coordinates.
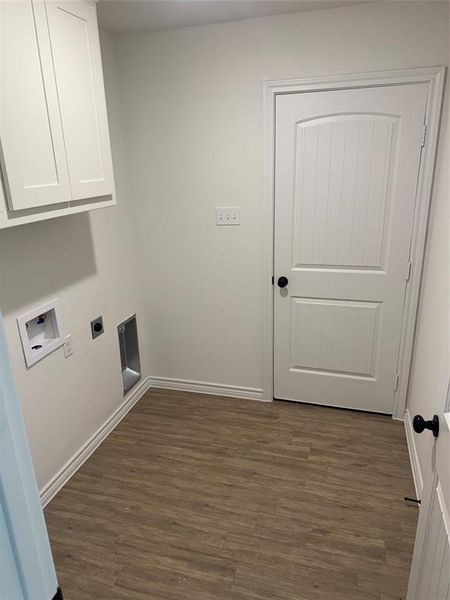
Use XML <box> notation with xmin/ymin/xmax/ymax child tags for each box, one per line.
<box><xmin>45</xmin><ymin>389</ymin><xmax>418</xmax><ymax>600</ymax></box>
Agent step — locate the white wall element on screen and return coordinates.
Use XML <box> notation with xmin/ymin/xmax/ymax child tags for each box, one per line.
<box><xmin>0</xmin><ymin>31</ymin><xmax>148</xmax><ymax>492</ymax></box>
<box><xmin>113</xmin><ymin>1</ymin><xmax>449</xmax><ymax>394</ymax></box>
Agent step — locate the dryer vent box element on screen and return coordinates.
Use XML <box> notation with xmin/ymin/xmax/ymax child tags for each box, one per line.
<box><xmin>17</xmin><ymin>299</ymin><xmax>63</xmax><ymax>367</ymax></box>
<box><xmin>118</xmin><ymin>314</ymin><xmax>141</xmax><ymax>395</ymax></box>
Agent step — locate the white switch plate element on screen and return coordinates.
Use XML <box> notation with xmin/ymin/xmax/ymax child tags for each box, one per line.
<box><xmin>63</xmin><ymin>334</ymin><xmax>73</xmax><ymax>359</ymax></box>
<box><xmin>216</xmin><ymin>207</ymin><xmax>240</xmax><ymax>226</ymax></box>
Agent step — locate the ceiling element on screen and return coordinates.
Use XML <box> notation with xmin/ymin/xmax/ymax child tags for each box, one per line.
<box><xmin>97</xmin><ymin>0</ymin><xmax>365</xmax><ymax>34</ymax></box>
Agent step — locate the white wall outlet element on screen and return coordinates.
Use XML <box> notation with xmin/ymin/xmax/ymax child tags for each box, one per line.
<box><xmin>216</xmin><ymin>207</ymin><xmax>240</xmax><ymax>226</ymax></box>
<box><xmin>63</xmin><ymin>334</ymin><xmax>73</xmax><ymax>359</ymax></box>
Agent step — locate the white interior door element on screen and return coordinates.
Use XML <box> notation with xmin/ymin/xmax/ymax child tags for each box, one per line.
<box><xmin>0</xmin><ymin>0</ymin><xmax>71</xmax><ymax>211</ymax></box>
<box><xmin>407</xmin><ymin>387</ymin><xmax>450</xmax><ymax>599</ymax></box>
<box><xmin>0</xmin><ymin>312</ymin><xmax>59</xmax><ymax>599</ymax></box>
<box><xmin>274</xmin><ymin>83</ymin><xmax>428</xmax><ymax>413</ymax></box>
<box><xmin>45</xmin><ymin>0</ymin><xmax>114</xmax><ymax>201</ymax></box>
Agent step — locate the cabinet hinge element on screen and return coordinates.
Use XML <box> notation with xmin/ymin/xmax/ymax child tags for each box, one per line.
<box><xmin>421</xmin><ymin>124</ymin><xmax>427</xmax><ymax>148</ymax></box>
<box><xmin>394</xmin><ymin>373</ymin><xmax>400</xmax><ymax>393</ymax></box>
<box><xmin>406</xmin><ymin>260</ymin><xmax>412</xmax><ymax>282</ymax></box>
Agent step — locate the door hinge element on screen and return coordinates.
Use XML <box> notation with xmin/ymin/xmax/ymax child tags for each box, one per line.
<box><xmin>271</xmin><ymin>276</ymin><xmax>274</xmax><ymax>285</ymax></box>
<box><xmin>421</xmin><ymin>124</ymin><xmax>427</xmax><ymax>148</ymax></box>
<box><xmin>406</xmin><ymin>260</ymin><xmax>412</xmax><ymax>282</ymax></box>
<box><xmin>394</xmin><ymin>373</ymin><xmax>400</xmax><ymax>393</ymax></box>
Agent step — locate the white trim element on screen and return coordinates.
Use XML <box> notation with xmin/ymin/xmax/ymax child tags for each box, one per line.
<box><xmin>149</xmin><ymin>376</ymin><xmax>266</xmax><ymax>402</ymax></box>
<box><xmin>394</xmin><ymin>68</ymin><xmax>446</xmax><ymax>419</ymax></box>
<box><xmin>263</xmin><ymin>66</ymin><xmax>446</xmax><ymax>415</ymax></box>
<box><xmin>404</xmin><ymin>408</ymin><xmax>424</xmax><ymax>500</ymax></box>
<box><xmin>40</xmin><ymin>376</ymin><xmax>151</xmax><ymax>507</ymax></box>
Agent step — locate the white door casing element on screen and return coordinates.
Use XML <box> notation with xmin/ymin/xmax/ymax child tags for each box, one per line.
<box><xmin>274</xmin><ymin>83</ymin><xmax>428</xmax><ymax>413</ymax></box>
<box><xmin>0</xmin><ymin>0</ymin><xmax>71</xmax><ymax>211</ymax></box>
<box><xmin>407</xmin><ymin>388</ymin><xmax>450</xmax><ymax>599</ymax></box>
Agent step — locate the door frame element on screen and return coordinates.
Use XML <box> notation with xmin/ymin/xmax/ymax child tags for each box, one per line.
<box><xmin>262</xmin><ymin>66</ymin><xmax>446</xmax><ymax>419</ymax></box>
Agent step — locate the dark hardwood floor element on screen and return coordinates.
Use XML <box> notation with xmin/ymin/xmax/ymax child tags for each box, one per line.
<box><xmin>45</xmin><ymin>388</ymin><xmax>418</xmax><ymax>600</ymax></box>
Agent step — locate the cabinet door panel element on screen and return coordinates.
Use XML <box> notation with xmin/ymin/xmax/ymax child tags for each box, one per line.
<box><xmin>45</xmin><ymin>0</ymin><xmax>114</xmax><ymax>200</ymax></box>
<box><xmin>0</xmin><ymin>0</ymin><xmax>71</xmax><ymax>211</ymax></box>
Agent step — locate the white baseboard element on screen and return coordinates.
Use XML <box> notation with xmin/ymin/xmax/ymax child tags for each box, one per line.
<box><xmin>404</xmin><ymin>408</ymin><xmax>424</xmax><ymax>500</ymax></box>
<box><xmin>149</xmin><ymin>376</ymin><xmax>267</xmax><ymax>402</ymax></box>
<box><xmin>40</xmin><ymin>376</ymin><xmax>151</xmax><ymax>507</ymax></box>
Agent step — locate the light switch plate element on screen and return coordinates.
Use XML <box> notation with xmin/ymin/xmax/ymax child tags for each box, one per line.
<box><xmin>216</xmin><ymin>207</ymin><xmax>240</xmax><ymax>226</ymax></box>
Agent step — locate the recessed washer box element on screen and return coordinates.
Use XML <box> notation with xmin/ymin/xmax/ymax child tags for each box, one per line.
<box><xmin>17</xmin><ymin>299</ymin><xmax>64</xmax><ymax>367</ymax></box>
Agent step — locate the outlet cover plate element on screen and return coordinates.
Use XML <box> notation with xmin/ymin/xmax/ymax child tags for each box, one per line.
<box><xmin>91</xmin><ymin>316</ymin><xmax>104</xmax><ymax>339</ymax></box>
<box><xmin>63</xmin><ymin>334</ymin><xmax>73</xmax><ymax>358</ymax></box>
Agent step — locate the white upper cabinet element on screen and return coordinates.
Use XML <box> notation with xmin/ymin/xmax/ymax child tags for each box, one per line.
<box><xmin>0</xmin><ymin>1</ymin><xmax>71</xmax><ymax>211</ymax></box>
<box><xmin>0</xmin><ymin>0</ymin><xmax>116</xmax><ymax>228</ymax></box>
<box><xmin>45</xmin><ymin>0</ymin><xmax>114</xmax><ymax>200</ymax></box>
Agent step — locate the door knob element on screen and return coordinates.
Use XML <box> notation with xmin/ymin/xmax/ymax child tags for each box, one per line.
<box><xmin>277</xmin><ymin>276</ymin><xmax>288</xmax><ymax>288</ymax></box>
<box><xmin>413</xmin><ymin>414</ymin><xmax>439</xmax><ymax>438</ymax></box>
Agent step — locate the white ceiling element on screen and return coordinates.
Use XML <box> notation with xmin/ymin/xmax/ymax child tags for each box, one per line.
<box><xmin>97</xmin><ymin>0</ymin><xmax>365</xmax><ymax>34</ymax></box>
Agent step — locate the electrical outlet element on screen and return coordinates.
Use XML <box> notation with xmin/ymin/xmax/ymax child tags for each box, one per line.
<box><xmin>91</xmin><ymin>316</ymin><xmax>104</xmax><ymax>339</ymax></box>
<box><xmin>63</xmin><ymin>335</ymin><xmax>73</xmax><ymax>359</ymax></box>
<box><xmin>216</xmin><ymin>207</ymin><xmax>240</xmax><ymax>226</ymax></box>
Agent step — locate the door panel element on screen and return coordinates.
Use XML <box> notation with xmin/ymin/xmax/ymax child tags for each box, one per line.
<box><xmin>416</xmin><ymin>483</ymin><xmax>450</xmax><ymax>599</ymax></box>
<box><xmin>293</xmin><ymin>115</ymin><xmax>396</xmax><ymax>270</ymax></box>
<box><xmin>0</xmin><ymin>508</ymin><xmax>23</xmax><ymax>598</ymax></box>
<box><xmin>274</xmin><ymin>84</ymin><xmax>428</xmax><ymax>412</ymax></box>
<box><xmin>46</xmin><ymin>0</ymin><xmax>114</xmax><ymax>200</ymax></box>
<box><xmin>408</xmin><ymin>403</ymin><xmax>450</xmax><ymax>599</ymax></box>
<box><xmin>290</xmin><ymin>298</ymin><xmax>380</xmax><ymax>378</ymax></box>
<box><xmin>0</xmin><ymin>0</ymin><xmax>71</xmax><ymax>210</ymax></box>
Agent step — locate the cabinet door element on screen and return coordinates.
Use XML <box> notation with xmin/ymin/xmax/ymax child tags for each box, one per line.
<box><xmin>0</xmin><ymin>1</ymin><xmax>71</xmax><ymax>211</ymax></box>
<box><xmin>45</xmin><ymin>0</ymin><xmax>115</xmax><ymax>201</ymax></box>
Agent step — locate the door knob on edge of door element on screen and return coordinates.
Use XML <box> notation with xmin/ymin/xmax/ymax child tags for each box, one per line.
<box><xmin>413</xmin><ymin>414</ymin><xmax>439</xmax><ymax>438</ymax></box>
<box><xmin>277</xmin><ymin>276</ymin><xmax>288</xmax><ymax>288</ymax></box>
